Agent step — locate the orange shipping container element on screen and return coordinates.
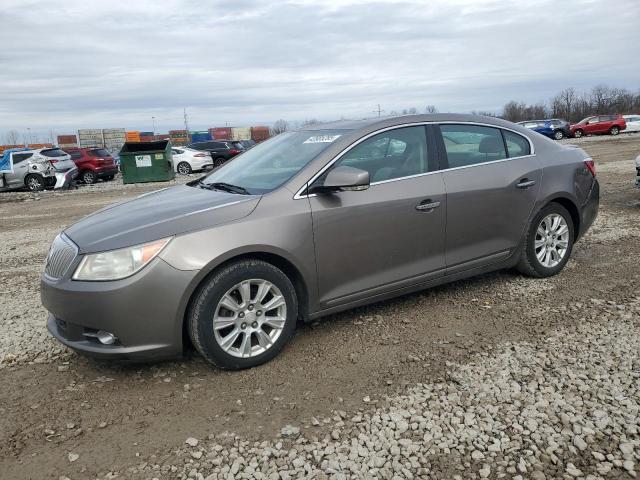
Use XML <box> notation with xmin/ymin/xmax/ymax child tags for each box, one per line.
<box><xmin>125</xmin><ymin>131</ymin><xmax>141</xmax><ymax>142</ymax></box>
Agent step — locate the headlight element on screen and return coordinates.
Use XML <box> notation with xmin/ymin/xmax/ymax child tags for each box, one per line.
<box><xmin>72</xmin><ymin>238</ymin><xmax>171</xmax><ymax>281</ymax></box>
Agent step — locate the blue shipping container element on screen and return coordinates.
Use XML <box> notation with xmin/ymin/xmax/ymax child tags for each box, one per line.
<box><xmin>190</xmin><ymin>132</ymin><xmax>212</xmax><ymax>142</ymax></box>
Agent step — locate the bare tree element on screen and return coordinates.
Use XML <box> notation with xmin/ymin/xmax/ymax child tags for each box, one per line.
<box><xmin>408</xmin><ymin>107</ymin><xmax>417</xmax><ymax>114</ymax></box>
<box><xmin>270</xmin><ymin>119</ymin><xmax>289</xmax><ymax>135</ymax></box>
<box><xmin>425</xmin><ymin>105</ymin><xmax>438</xmax><ymax>114</ymax></box>
<box><xmin>4</xmin><ymin>130</ymin><xmax>20</xmax><ymax>145</ymax></box>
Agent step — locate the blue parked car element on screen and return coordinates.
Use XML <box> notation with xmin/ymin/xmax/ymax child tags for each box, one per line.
<box><xmin>517</xmin><ymin>119</ymin><xmax>571</xmax><ymax>140</ymax></box>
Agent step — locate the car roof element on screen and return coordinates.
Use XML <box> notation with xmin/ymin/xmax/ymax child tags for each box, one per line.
<box><xmin>299</xmin><ymin>113</ymin><xmax>524</xmax><ymax>133</ymax></box>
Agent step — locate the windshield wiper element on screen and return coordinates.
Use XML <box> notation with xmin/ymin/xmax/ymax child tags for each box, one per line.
<box><xmin>201</xmin><ymin>182</ymin><xmax>251</xmax><ymax>195</ymax></box>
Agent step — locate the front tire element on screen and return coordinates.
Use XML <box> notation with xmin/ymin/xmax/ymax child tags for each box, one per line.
<box><xmin>188</xmin><ymin>260</ymin><xmax>298</xmax><ymax>370</ymax></box>
<box><xmin>609</xmin><ymin>126</ymin><xmax>620</xmax><ymax>136</ymax></box>
<box><xmin>177</xmin><ymin>161</ymin><xmax>192</xmax><ymax>175</ymax></box>
<box><xmin>573</xmin><ymin>129</ymin><xmax>583</xmax><ymax>138</ymax></box>
<box><xmin>517</xmin><ymin>203</ymin><xmax>574</xmax><ymax>278</ymax></box>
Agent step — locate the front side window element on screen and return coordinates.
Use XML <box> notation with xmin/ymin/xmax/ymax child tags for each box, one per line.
<box><xmin>503</xmin><ymin>131</ymin><xmax>531</xmax><ymax>157</ymax></box>
<box><xmin>200</xmin><ymin>129</ymin><xmax>347</xmax><ymax>195</ymax></box>
<box><xmin>440</xmin><ymin>124</ymin><xmax>507</xmax><ymax>168</ymax></box>
<box><xmin>334</xmin><ymin>126</ymin><xmax>429</xmax><ymax>183</ymax></box>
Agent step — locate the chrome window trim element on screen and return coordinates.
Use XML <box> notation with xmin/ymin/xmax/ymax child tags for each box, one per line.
<box><xmin>293</xmin><ymin>120</ymin><xmax>535</xmax><ymax>199</ymax></box>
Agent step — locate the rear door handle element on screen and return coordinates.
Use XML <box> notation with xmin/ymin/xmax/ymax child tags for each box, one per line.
<box><xmin>416</xmin><ymin>199</ymin><xmax>441</xmax><ymax>212</ymax></box>
<box><xmin>516</xmin><ymin>179</ymin><xmax>536</xmax><ymax>189</ymax></box>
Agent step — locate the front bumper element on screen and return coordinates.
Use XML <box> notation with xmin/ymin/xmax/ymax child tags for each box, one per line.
<box><xmin>41</xmin><ymin>257</ymin><xmax>199</xmax><ymax>361</ymax></box>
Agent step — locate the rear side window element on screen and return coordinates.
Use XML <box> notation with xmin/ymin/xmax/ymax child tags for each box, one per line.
<box><xmin>335</xmin><ymin>126</ymin><xmax>430</xmax><ymax>183</ymax></box>
<box><xmin>12</xmin><ymin>153</ymin><xmax>33</xmax><ymax>164</ymax></box>
<box><xmin>40</xmin><ymin>148</ymin><xmax>67</xmax><ymax>157</ymax></box>
<box><xmin>69</xmin><ymin>151</ymin><xmax>82</xmax><ymax>160</ymax></box>
<box><xmin>503</xmin><ymin>130</ymin><xmax>531</xmax><ymax>157</ymax></box>
<box><xmin>440</xmin><ymin>124</ymin><xmax>507</xmax><ymax>168</ymax></box>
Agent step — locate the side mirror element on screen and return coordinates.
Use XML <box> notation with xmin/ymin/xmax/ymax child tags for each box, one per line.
<box><xmin>313</xmin><ymin>166</ymin><xmax>370</xmax><ymax>194</ymax></box>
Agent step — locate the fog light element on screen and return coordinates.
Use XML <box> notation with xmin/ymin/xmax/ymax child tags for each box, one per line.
<box><xmin>96</xmin><ymin>331</ymin><xmax>117</xmax><ymax>345</ymax></box>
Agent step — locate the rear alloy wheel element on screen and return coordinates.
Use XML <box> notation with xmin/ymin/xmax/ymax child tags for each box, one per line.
<box><xmin>517</xmin><ymin>203</ymin><xmax>574</xmax><ymax>278</ymax></box>
<box><xmin>188</xmin><ymin>260</ymin><xmax>298</xmax><ymax>369</ymax></box>
<box><xmin>573</xmin><ymin>129</ymin><xmax>583</xmax><ymax>138</ymax></box>
<box><xmin>82</xmin><ymin>170</ymin><xmax>96</xmax><ymax>184</ymax></box>
<box><xmin>553</xmin><ymin>130</ymin><xmax>564</xmax><ymax>140</ymax></box>
<box><xmin>25</xmin><ymin>174</ymin><xmax>44</xmax><ymax>192</ymax></box>
<box><xmin>177</xmin><ymin>161</ymin><xmax>192</xmax><ymax>175</ymax></box>
<box><xmin>609</xmin><ymin>126</ymin><xmax>620</xmax><ymax>136</ymax></box>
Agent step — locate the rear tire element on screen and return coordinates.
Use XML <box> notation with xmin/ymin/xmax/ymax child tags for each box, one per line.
<box><xmin>188</xmin><ymin>260</ymin><xmax>298</xmax><ymax>370</ymax></box>
<box><xmin>517</xmin><ymin>203</ymin><xmax>574</xmax><ymax>278</ymax></box>
<box><xmin>177</xmin><ymin>161</ymin><xmax>192</xmax><ymax>175</ymax></box>
<box><xmin>82</xmin><ymin>170</ymin><xmax>96</xmax><ymax>184</ymax></box>
<box><xmin>25</xmin><ymin>174</ymin><xmax>44</xmax><ymax>192</ymax></box>
<box><xmin>214</xmin><ymin>157</ymin><xmax>226</xmax><ymax>168</ymax></box>
<box><xmin>609</xmin><ymin>126</ymin><xmax>620</xmax><ymax>136</ymax></box>
<box><xmin>573</xmin><ymin>129</ymin><xmax>583</xmax><ymax>138</ymax></box>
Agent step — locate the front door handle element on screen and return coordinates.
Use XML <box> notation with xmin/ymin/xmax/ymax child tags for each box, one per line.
<box><xmin>416</xmin><ymin>199</ymin><xmax>441</xmax><ymax>212</ymax></box>
<box><xmin>516</xmin><ymin>179</ymin><xmax>536</xmax><ymax>189</ymax></box>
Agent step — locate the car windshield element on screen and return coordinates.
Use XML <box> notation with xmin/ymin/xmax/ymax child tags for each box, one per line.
<box><xmin>577</xmin><ymin>117</ymin><xmax>593</xmax><ymax>124</ymax></box>
<box><xmin>40</xmin><ymin>148</ymin><xmax>67</xmax><ymax>157</ymax></box>
<box><xmin>198</xmin><ymin>130</ymin><xmax>346</xmax><ymax>195</ymax></box>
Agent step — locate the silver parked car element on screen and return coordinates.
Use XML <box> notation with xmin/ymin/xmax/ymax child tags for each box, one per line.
<box><xmin>0</xmin><ymin>147</ymin><xmax>77</xmax><ymax>191</ymax></box>
<box><xmin>41</xmin><ymin>114</ymin><xmax>599</xmax><ymax>369</ymax></box>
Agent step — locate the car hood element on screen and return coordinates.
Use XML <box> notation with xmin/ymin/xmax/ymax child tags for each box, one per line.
<box><xmin>64</xmin><ymin>184</ymin><xmax>260</xmax><ymax>253</ymax></box>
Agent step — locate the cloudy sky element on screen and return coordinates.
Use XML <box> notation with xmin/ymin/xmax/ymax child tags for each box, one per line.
<box><xmin>1</xmin><ymin>0</ymin><xmax>638</xmax><ymax>140</ymax></box>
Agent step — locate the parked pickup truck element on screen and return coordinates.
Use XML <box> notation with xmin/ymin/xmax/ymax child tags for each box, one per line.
<box><xmin>0</xmin><ymin>147</ymin><xmax>77</xmax><ymax>192</ymax></box>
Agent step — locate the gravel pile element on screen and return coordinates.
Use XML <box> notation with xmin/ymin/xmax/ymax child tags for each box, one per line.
<box><xmin>132</xmin><ymin>297</ymin><xmax>639</xmax><ymax>480</ymax></box>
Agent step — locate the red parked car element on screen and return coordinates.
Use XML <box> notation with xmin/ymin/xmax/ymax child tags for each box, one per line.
<box><xmin>64</xmin><ymin>147</ymin><xmax>119</xmax><ymax>184</ymax></box>
<box><xmin>570</xmin><ymin>114</ymin><xmax>627</xmax><ymax>138</ymax></box>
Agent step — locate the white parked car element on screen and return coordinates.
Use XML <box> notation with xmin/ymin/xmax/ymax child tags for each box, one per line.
<box><xmin>172</xmin><ymin>147</ymin><xmax>213</xmax><ymax>175</ymax></box>
<box><xmin>623</xmin><ymin>115</ymin><xmax>640</xmax><ymax>133</ymax></box>
<box><xmin>635</xmin><ymin>154</ymin><xmax>640</xmax><ymax>188</ymax></box>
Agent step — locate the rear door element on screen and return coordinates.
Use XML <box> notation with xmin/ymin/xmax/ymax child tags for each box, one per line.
<box><xmin>7</xmin><ymin>153</ymin><xmax>32</xmax><ymax>186</ymax></box>
<box><xmin>436</xmin><ymin>123</ymin><xmax>541</xmax><ymax>272</ymax></box>
<box><xmin>308</xmin><ymin>125</ymin><xmax>446</xmax><ymax>306</ymax></box>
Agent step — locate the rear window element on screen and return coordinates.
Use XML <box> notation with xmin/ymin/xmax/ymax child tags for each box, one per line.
<box><xmin>40</xmin><ymin>148</ymin><xmax>67</xmax><ymax>157</ymax></box>
<box><xmin>89</xmin><ymin>149</ymin><xmax>112</xmax><ymax>158</ymax></box>
<box><xmin>69</xmin><ymin>151</ymin><xmax>82</xmax><ymax>160</ymax></box>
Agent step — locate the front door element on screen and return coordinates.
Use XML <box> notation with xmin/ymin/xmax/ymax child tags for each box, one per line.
<box><xmin>437</xmin><ymin>124</ymin><xmax>542</xmax><ymax>271</ymax></box>
<box><xmin>308</xmin><ymin>125</ymin><xmax>446</xmax><ymax>307</ymax></box>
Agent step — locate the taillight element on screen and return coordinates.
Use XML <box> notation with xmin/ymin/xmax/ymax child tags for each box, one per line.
<box><xmin>194</xmin><ymin>153</ymin><xmax>207</xmax><ymax>157</ymax></box>
<box><xmin>49</xmin><ymin>159</ymin><xmax>58</xmax><ymax>164</ymax></box>
<box><xmin>229</xmin><ymin>149</ymin><xmax>240</xmax><ymax>155</ymax></box>
<box><xmin>584</xmin><ymin>158</ymin><xmax>596</xmax><ymax>177</ymax></box>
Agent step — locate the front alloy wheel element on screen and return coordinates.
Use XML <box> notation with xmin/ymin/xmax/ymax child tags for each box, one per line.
<box><xmin>573</xmin><ymin>129</ymin><xmax>583</xmax><ymax>138</ymax></box>
<box><xmin>517</xmin><ymin>203</ymin><xmax>574</xmax><ymax>277</ymax></box>
<box><xmin>177</xmin><ymin>161</ymin><xmax>192</xmax><ymax>175</ymax></box>
<box><xmin>188</xmin><ymin>259</ymin><xmax>297</xmax><ymax>369</ymax></box>
<box><xmin>553</xmin><ymin>130</ymin><xmax>564</xmax><ymax>140</ymax></box>
<box><xmin>610</xmin><ymin>126</ymin><xmax>619</xmax><ymax>136</ymax></box>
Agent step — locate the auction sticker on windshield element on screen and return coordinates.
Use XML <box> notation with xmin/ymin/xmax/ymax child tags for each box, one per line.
<box><xmin>303</xmin><ymin>135</ymin><xmax>341</xmax><ymax>144</ymax></box>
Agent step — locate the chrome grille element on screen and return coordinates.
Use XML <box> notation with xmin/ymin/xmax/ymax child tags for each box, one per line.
<box><xmin>45</xmin><ymin>234</ymin><xmax>77</xmax><ymax>279</ymax></box>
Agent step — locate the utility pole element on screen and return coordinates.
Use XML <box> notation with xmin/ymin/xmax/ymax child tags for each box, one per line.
<box><xmin>152</xmin><ymin>116</ymin><xmax>156</xmax><ymax>136</ymax></box>
<box><xmin>183</xmin><ymin>108</ymin><xmax>190</xmax><ymax>141</ymax></box>
<box><xmin>372</xmin><ymin>104</ymin><xmax>384</xmax><ymax>117</ymax></box>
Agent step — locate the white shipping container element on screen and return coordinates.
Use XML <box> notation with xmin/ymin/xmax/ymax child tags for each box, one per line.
<box><xmin>231</xmin><ymin>127</ymin><xmax>251</xmax><ymax>141</ymax></box>
<box><xmin>103</xmin><ymin>135</ymin><xmax>125</xmax><ymax>142</ymax></box>
<box><xmin>102</xmin><ymin>128</ymin><xmax>125</xmax><ymax>134</ymax></box>
<box><xmin>79</xmin><ymin>135</ymin><xmax>103</xmax><ymax>142</ymax></box>
<box><xmin>78</xmin><ymin>129</ymin><xmax>102</xmax><ymax>135</ymax></box>
<box><xmin>58</xmin><ymin>143</ymin><xmax>78</xmax><ymax>149</ymax></box>
<box><xmin>79</xmin><ymin>140</ymin><xmax>103</xmax><ymax>147</ymax></box>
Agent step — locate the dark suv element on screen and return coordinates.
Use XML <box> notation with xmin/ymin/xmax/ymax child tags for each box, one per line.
<box><xmin>188</xmin><ymin>140</ymin><xmax>244</xmax><ymax>166</ymax></box>
<box><xmin>64</xmin><ymin>147</ymin><xmax>119</xmax><ymax>184</ymax></box>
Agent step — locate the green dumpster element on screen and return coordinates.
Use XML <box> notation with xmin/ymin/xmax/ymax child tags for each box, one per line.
<box><xmin>119</xmin><ymin>140</ymin><xmax>175</xmax><ymax>184</ymax></box>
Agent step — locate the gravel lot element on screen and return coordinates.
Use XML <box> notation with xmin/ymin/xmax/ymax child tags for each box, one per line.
<box><xmin>0</xmin><ymin>134</ymin><xmax>639</xmax><ymax>479</ymax></box>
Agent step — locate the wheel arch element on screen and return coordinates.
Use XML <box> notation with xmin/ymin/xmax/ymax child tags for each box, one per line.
<box><xmin>543</xmin><ymin>195</ymin><xmax>581</xmax><ymax>237</ymax></box>
<box><xmin>179</xmin><ymin>250</ymin><xmax>311</xmax><ymax>352</ymax></box>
